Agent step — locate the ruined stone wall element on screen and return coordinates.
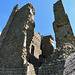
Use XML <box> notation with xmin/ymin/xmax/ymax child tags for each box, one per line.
<box><xmin>38</xmin><ymin>43</ymin><xmax>75</xmax><ymax>75</ymax></box>
<box><xmin>0</xmin><ymin>3</ymin><xmax>43</xmax><ymax>75</ymax></box>
<box><xmin>27</xmin><ymin>30</ymin><xmax>42</xmax><ymax>75</ymax></box>
<box><xmin>0</xmin><ymin>3</ymin><xmax>35</xmax><ymax>74</ymax></box>
<box><xmin>38</xmin><ymin>48</ymin><xmax>65</xmax><ymax>75</ymax></box>
<box><xmin>30</xmin><ymin>30</ymin><xmax>41</xmax><ymax>58</ymax></box>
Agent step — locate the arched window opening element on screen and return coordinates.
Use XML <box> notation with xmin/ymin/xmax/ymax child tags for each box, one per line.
<box><xmin>31</xmin><ymin>45</ymin><xmax>34</xmax><ymax>55</ymax></box>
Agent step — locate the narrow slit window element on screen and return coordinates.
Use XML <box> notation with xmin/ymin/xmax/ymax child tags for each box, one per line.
<box><xmin>31</xmin><ymin>45</ymin><xmax>34</xmax><ymax>55</ymax></box>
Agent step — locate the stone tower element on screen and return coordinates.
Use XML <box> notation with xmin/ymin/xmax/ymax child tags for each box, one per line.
<box><xmin>53</xmin><ymin>0</ymin><xmax>74</xmax><ymax>47</ymax></box>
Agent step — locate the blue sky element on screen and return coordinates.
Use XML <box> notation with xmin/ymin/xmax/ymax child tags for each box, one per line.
<box><xmin>0</xmin><ymin>0</ymin><xmax>75</xmax><ymax>47</ymax></box>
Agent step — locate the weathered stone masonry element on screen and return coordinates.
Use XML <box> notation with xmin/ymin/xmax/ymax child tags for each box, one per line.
<box><xmin>0</xmin><ymin>0</ymin><xmax>75</xmax><ymax>75</ymax></box>
<box><xmin>0</xmin><ymin>3</ymin><xmax>36</xmax><ymax>74</ymax></box>
<box><xmin>53</xmin><ymin>0</ymin><xmax>74</xmax><ymax>47</ymax></box>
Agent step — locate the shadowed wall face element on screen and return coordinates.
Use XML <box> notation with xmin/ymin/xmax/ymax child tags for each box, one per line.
<box><xmin>41</xmin><ymin>35</ymin><xmax>54</xmax><ymax>58</ymax></box>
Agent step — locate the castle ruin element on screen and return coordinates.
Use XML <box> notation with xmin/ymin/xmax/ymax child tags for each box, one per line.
<box><xmin>0</xmin><ymin>0</ymin><xmax>75</xmax><ymax>75</ymax></box>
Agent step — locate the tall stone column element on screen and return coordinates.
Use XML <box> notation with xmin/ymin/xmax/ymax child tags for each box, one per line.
<box><xmin>53</xmin><ymin>0</ymin><xmax>74</xmax><ymax>47</ymax></box>
<box><xmin>53</xmin><ymin>0</ymin><xmax>75</xmax><ymax>75</ymax></box>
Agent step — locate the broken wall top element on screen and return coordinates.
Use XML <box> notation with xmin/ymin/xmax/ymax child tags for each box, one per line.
<box><xmin>53</xmin><ymin>0</ymin><xmax>69</xmax><ymax>26</ymax></box>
